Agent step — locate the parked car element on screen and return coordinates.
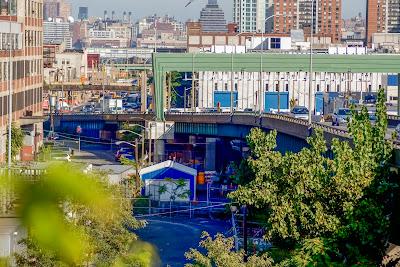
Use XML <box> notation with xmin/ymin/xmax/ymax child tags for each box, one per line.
<box><xmin>119</xmin><ymin>153</ymin><xmax>135</xmax><ymax>161</ymax></box>
<box><xmin>332</xmin><ymin>108</ymin><xmax>351</xmax><ymax>126</ymax></box>
<box><xmin>291</xmin><ymin>106</ymin><xmax>309</xmax><ymax>120</ymax></box>
<box><xmin>114</xmin><ymin>147</ymin><xmax>134</xmax><ymax>162</ymax></box>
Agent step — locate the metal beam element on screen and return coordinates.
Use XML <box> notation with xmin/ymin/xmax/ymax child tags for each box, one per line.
<box><xmin>153</xmin><ymin>53</ymin><xmax>400</xmax><ymax>120</ymax></box>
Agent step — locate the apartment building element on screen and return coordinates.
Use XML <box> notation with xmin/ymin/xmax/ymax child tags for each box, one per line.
<box><xmin>0</xmin><ymin>0</ymin><xmax>44</xmax><ymax>163</ymax></box>
<box><xmin>273</xmin><ymin>0</ymin><xmax>342</xmax><ymax>43</ymax></box>
<box><xmin>367</xmin><ymin>0</ymin><xmax>400</xmax><ymax>45</ymax></box>
<box><xmin>233</xmin><ymin>0</ymin><xmax>272</xmax><ymax>33</ymax></box>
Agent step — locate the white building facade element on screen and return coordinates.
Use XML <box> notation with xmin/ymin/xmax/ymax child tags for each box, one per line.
<box><xmin>233</xmin><ymin>0</ymin><xmax>272</xmax><ymax>33</ymax></box>
<box><xmin>198</xmin><ymin>70</ymin><xmax>385</xmax><ymax>112</ymax></box>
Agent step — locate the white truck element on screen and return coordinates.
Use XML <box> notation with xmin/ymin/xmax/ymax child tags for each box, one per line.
<box><xmin>103</xmin><ymin>98</ymin><xmax>123</xmax><ymax>113</ymax></box>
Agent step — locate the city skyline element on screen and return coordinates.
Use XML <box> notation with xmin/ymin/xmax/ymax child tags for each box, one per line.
<box><xmin>67</xmin><ymin>0</ymin><xmax>365</xmax><ymax>21</ymax></box>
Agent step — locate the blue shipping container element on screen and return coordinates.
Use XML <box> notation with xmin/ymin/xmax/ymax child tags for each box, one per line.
<box><xmin>214</xmin><ymin>91</ymin><xmax>238</xmax><ymax>108</ymax></box>
<box><xmin>264</xmin><ymin>92</ymin><xmax>289</xmax><ymax>111</ymax></box>
<box><xmin>387</xmin><ymin>75</ymin><xmax>399</xmax><ymax>86</ymax></box>
<box><xmin>315</xmin><ymin>92</ymin><xmax>324</xmax><ymax>114</ymax></box>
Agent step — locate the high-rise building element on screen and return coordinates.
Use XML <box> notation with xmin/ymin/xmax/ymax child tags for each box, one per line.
<box><xmin>78</xmin><ymin>7</ymin><xmax>89</xmax><ymax>20</ymax></box>
<box><xmin>366</xmin><ymin>0</ymin><xmax>400</xmax><ymax>45</ymax></box>
<box><xmin>233</xmin><ymin>0</ymin><xmax>269</xmax><ymax>33</ymax></box>
<box><xmin>199</xmin><ymin>0</ymin><xmax>227</xmax><ymax>32</ymax></box>
<box><xmin>44</xmin><ymin>0</ymin><xmax>60</xmax><ymax>20</ymax></box>
<box><xmin>0</xmin><ymin>0</ymin><xmax>44</xmax><ymax>162</ymax></box>
<box><xmin>44</xmin><ymin>21</ymin><xmax>73</xmax><ymax>49</ymax></box>
<box><xmin>273</xmin><ymin>0</ymin><xmax>342</xmax><ymax>43</ymax></box>
<box><xmin>59</xmin><ymin>0</ymin><xmax>71</xmax><ymax>21</ymax></box>
<box><xmin>44</xmin><ymin>0</ymin><xmax>71</xmax><ymax>21</ymax></box>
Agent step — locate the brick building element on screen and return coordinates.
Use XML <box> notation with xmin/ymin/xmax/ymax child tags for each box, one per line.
<box><xmin>273</xmin><ymin>0</ymin><xmax>342</xmax><ymax>43</ymax></box>
<box><xmin>366</xmin><ymin>0</ymin><xmax>400</xmax><ymax>45</ymax></box>
<box><xmin>0</xmin><ymin>0</ymin><xmax>44</xmax><ymax>162</ymax></box>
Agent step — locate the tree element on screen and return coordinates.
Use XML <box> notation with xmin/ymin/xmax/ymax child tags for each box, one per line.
<box><xmin>230</xmin><ymin>89</ymin><xmax>398</xmax><ymax>265</ymax></box>
<box><xmin>167</xmin><ymin>71</ymin><xmax>182</xmax><ymax>106</ymax></box>
<box><xmin>6</xmin><ymin>123</ymin><xmax>24</xmax><ymax>161</ymax></box>
<box><xmin>4</xmin><ymin>163</ymin><xmax>149</xmax><ymax>266</ymax></box>
<box><xmin>185</xmin><ymin>232</ymin><xmax>274</xmax><ymax>267</ymax></box>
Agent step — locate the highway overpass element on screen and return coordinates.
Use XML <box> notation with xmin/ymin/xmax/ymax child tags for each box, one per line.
<box><xmin>52</xmin><ymin>112</ymin><xmax>400</xmax><ymax>166</ymax></box>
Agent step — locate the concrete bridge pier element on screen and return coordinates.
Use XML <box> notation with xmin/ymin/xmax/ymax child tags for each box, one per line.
<box><xmin>205</xmin><ymin>138</ymin><xmax>217</xmax><ymax>171</ymax></box>
<box><xmin>155</xmin><ymin>139</ymin><xmax>165</xmax><ymax>163</ymax></box>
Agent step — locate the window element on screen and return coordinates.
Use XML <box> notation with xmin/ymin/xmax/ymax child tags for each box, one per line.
<box><xmin>0</xmin><ymin>0</ymin><xmax>17</xmax><ymax>15</ymax></box>
<box><xmin>214</xmin><ymin>83</ymin><xmax>218</xmax><ymax>90</ymax></box>
<box><xmin>265</xmin><ymin>83</ymin><xmax>269</xmax><ymax>91</ymax></box>
<box><xmin>285</xmin><ymin>84</ymin><xmax>289</xmax><ymax>91</ymax></box>
<box><xmin>234</xmin><ymin>83</ymin><xmax>238</xmax><ymax>91</ymax></box>
<box><xmin>327</xmin><ymin>84</ymin><xmax>330</xmax><ymax>92</ymax></box>
<box><xmin>270</xmin><ymin>38</ymin><xmax>281</xmax><ymax>49</ymax></box>
<box><xmin>224</xmin><ymin>83</ymin><xmax>228</xmax><ymax>91</ymax></box>
<box><xmin>317</xmin><ymin>84</ymin><xmax>320</xmax><ymax>92</ymax></box>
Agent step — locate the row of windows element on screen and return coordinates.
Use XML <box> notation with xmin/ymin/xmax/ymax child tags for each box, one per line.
<box><xmin>25</xmin><ymin>30</ymin><xmax>43</xmax><ymax>47</ymax></box>
<box><xmin>0</xmin><ymin>87</ymin><xmax>42</xmax><ymax>116</ymax></box>
<box><xmin>212</xmin><ymin>82</ymin><xmax>375</xmax><ymax>93</ymax></box>
<box><xmin>0</xmin><ymin>59</ymin><xmax>43</xmax><ymax>82</ymax></box>
<box><xmin>25</xmin><ymin>0</ymin><xmax>43</xmax><ymax>19</ymax></box>
<box><xmin>0</xmin><ymin>33</ymin><xmax>22</xmax><ymax>50</ymax></box>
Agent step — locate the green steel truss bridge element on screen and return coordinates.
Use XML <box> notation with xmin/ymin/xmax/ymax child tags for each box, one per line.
<box><xmin>152</xmin><ymin>53</ymin><xmax>400</xmax><ymax>120</ymax></box>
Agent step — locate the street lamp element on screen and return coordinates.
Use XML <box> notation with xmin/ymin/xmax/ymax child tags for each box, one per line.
<box><xmin>258</xmin><ymin>14</ymin><xmax>288</xmax><ymax>115</ymax></box>
<box><xmin>7</xmin><ymin>0</ymin><xmax>13</xmax><ymax>170</ymax></box>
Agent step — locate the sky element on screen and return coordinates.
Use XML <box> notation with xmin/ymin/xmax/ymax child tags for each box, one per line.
<box><xmin>69</xmin><ymin>0</ymin><xmax>366</xmax><ymax>22</ymax></box>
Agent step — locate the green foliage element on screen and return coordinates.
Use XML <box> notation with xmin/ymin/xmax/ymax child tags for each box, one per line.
<box><xmin>230</xmin><ymin>160</ymin><xmax>255</xmax><ymax>185</ymax></box>
<box><xmin>6</xmin><ymin>123</ymin><xmax>24</xmax><ymax>161</ymax></box>
<box><xmin>113</xmin><ymin>240</ymin><xmax>161</xmax><ymax>267</ymax></box>
<box><xmin>38</xmin><ymin>145</ymin><xmax>52</xmax><ymax>161</ymax></box>
<box><xmin>167</xmin><ymin>71</ymin><xmax>182</xmax><ymax>105</ymax></box>
<box><xmin>229</xmin><ymin>89</ymin><xmax>398</xmax><ymax>265</ymax></box>
<box><xmin>1</xmin><ymin>163</ymin><xmax>146</xmax><ymax>266</ymax></box>
<box><xmin>121</xmin><ymin>123</ymin><xmax>142</xmax><ymax>142</ymax></box>
<box><xmin>185</xmin><ymin>232</ymin><xmax>274</xmax><ymax>267</ymax></box>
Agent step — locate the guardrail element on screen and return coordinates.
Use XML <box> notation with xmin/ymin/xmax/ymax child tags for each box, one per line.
<box><xmin>54</xmin><ymin>111</ymin><xmax>400</xmax><ymax>148</ymax></box>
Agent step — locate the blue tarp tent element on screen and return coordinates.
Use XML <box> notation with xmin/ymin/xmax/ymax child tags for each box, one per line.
<box><xmin>139</xmin><ymin>160</ymin><xmax>197</xmax><ymax>201</ymax></box>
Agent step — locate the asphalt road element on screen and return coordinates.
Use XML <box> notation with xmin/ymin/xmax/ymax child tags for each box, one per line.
<box><xmin>136</xmin><ymin>216</ymin><xmax>231</xmax><ymax>267</ymax></box>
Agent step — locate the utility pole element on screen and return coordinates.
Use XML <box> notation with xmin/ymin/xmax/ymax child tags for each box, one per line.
<box><xmin>308</xmin><ymin>0</ymin><xmax>314</xmax><ymax>125</ymax></box>
<box><xmin>7</xmin><ymin>0</ymin><xmax>13</xmax><ymax>170</ymax></box>
<box><xmin>168</xmin><ymin>72</ymin><xmax>172</xmax><ymax>111</ymax></box>
<box><xmin>184</xmin><ymin>87</ymin><xmax>187</xmax><ymax>112</ymax></box>
<box><xmin>230</xmin><ymin>53</ymin><xmax>234</xmax><ymax>113</ymax></box>
<box><xmin>135</xmin><ymin>138</ymin><xmax>139</xmax><ymax>176</ymax></box>
<box><xmin>277</xmin><ymin>72</ymin><xmax>281</xmax><ymax>113</ymax></box>
<box><xmin>141</xmin><ymin>134</ymin><xmax>145</xmax><ymax>165</ymax></box>
<box><xmin>191</xmin><ymin>54</ymin><xmax>195</xmax><ymax>111</ymax></box>
<box><xmin>242</xmin><ymin>205</ymin><xmax>248</xmax><ymax>262</ymax></box>
<box><xmin>148</xmin><ymin>124</ymin><xmax>152</xmax><ymax>165</ymax></box>
<box><xmin>398</xmin><ymin>74</ymin><xmax>400</xmax><ymax>116</ymax></box>
<box><xmin>102</xmin><ymin>64</ymin><xmax>106</xmax><ymax>113</ymax></box>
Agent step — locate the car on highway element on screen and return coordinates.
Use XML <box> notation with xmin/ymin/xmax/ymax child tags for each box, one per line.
<box><xmin>332</xmin><ymin>108</ymin><xmax>351</xmax><ymax>126</ymax></box>
<box><xmin>291</xmin><ymin>106</ymin><xmax>309</xmax><ymax>120</ymax></box>
<box><xmin>81</xmin><ymin>105</ymin><xmax>94</xmax><ymax>113</ymax></box>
